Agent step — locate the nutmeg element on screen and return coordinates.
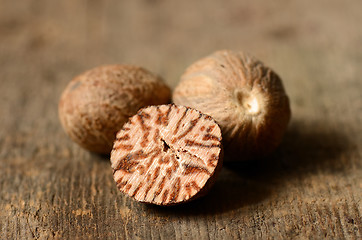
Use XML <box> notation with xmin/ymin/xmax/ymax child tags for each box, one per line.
<box><xmin>111</xmin><ymin>104</ymin><xmax>223</xmax><ymax>205</ymax></box>
<box><xmin>59</xmin><ymin>65</ymin><xmax>171</xmax><ymax>154</ymax></box>
<box><xmin>173</xmin><ymin>50</ymin><xmax>291</xmax><ymax>161</ymax></box>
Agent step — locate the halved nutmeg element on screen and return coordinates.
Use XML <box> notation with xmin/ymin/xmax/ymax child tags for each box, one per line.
<box><xmin>110</xmin><ymin>104</ymin><xmax>223</xmax><ymax>206</ymax></box>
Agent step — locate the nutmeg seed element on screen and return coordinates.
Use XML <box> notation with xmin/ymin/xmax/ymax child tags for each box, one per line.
<box><xmin>59</xmin><ymin>65</ymin><xmax>171</xmax><ymax>154</ymax></box>
<box><xmin>173</xmin><ymin>50</ymin><xmax>291</xmax><ymax>161</ymax></box>
<box><xmin>111</xmin><ymin>104</ymin><xmax>223</xmax><ymax>205</ymax></box>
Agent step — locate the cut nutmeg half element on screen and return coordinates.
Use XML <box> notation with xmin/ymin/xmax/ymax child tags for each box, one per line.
<box><xmin>110</xmin><ymin>104</ymin><xmax>223</xmax><ymax>206</ymax></box>
<box><xmin>173</xmin><ymin>50</ymin><xmax>291</xmax><ymax>161</ymax></box>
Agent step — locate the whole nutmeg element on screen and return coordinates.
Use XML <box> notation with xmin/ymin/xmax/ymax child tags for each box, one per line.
<box><xmin>59</xmin><ymin>65</ymin><xmax>171</xmax><ymax>154</ymax></box>
<box><xmin>173</xmin><ymin>50</ymin><xmax>291</xmax><ymax>161</ymax></box>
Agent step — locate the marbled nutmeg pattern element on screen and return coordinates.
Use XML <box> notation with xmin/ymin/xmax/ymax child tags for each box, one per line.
<box><xmin>111</xmin><ymin>104</ymin><xmax>223</xmax><ymax>206</ymax></box>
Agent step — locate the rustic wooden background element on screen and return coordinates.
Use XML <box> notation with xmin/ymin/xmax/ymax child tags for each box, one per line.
<box><xmin>1</xmin><ymin>0</ymin><xmax>361</xmax><ymax>239</ymax></box>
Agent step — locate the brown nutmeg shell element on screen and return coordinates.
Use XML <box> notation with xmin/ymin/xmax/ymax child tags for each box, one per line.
<box><xmin>173</xmin><ymin>50</ymin><xmax>291</xmax><ymax>161</ymax></box>
<box><xmin>59</xmin><ymin>65</ymin><xmax>171</xmax><ymax>154</ymax></box>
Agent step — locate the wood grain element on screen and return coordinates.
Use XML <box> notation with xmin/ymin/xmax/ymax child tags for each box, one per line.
<box><xmin>0</xmin><ymin>0</ymin><xmax>361</xmax><ymax>239</ymax></box>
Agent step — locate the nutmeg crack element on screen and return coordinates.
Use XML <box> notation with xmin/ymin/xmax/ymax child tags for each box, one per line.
<box><xmin>162</xmin><ymin>139</ymin><xmax>170</xmax><ymax>152</ymax></box>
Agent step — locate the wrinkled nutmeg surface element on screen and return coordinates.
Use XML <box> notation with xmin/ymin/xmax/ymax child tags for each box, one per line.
<box><xmin>173</xmin><ymin>50</ymin><xmax>291</xmax><ymax>161</ymax></box>
<box><xmin>59</xmin><ymin>65</ymin><xmax>171</xmax><ymax>154</ymax></box>
<box><xmin>110</xmin><ymin>104</ymin><xmax>223</xmax><ymax>206</ymax></box>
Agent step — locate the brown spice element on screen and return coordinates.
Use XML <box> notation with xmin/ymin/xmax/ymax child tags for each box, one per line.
<box><xmin>173</xmin><ymin>50</ymin><xmax>291</xmax><ymax>161</ymax></box>
<box><xmin>111</xmin><ymin>104</ymin><xmax>223</xmax><ymax>206</ymax></box>
<box><xmin>58</xmin><ymin>65</ymin><xmax>171</xmax><ymax>154</ymax></box>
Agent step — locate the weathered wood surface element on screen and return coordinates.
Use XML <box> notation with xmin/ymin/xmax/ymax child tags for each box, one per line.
<box><xmin>0</xmin><ymin>0</ymin><xmax>361</xmax><ymax>239</ymax></box>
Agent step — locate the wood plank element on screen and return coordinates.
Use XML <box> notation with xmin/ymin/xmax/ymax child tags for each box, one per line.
<box><xmin>0</xmin><ymin>0</ymin><xmax>361</xmax><ymax>239</ymax></box>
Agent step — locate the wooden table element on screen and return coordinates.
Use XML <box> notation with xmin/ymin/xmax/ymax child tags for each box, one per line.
<box><xmin>1</xmin><ymin>1</ymin><xmax>361</xmax><ymax>239</ymax></box>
